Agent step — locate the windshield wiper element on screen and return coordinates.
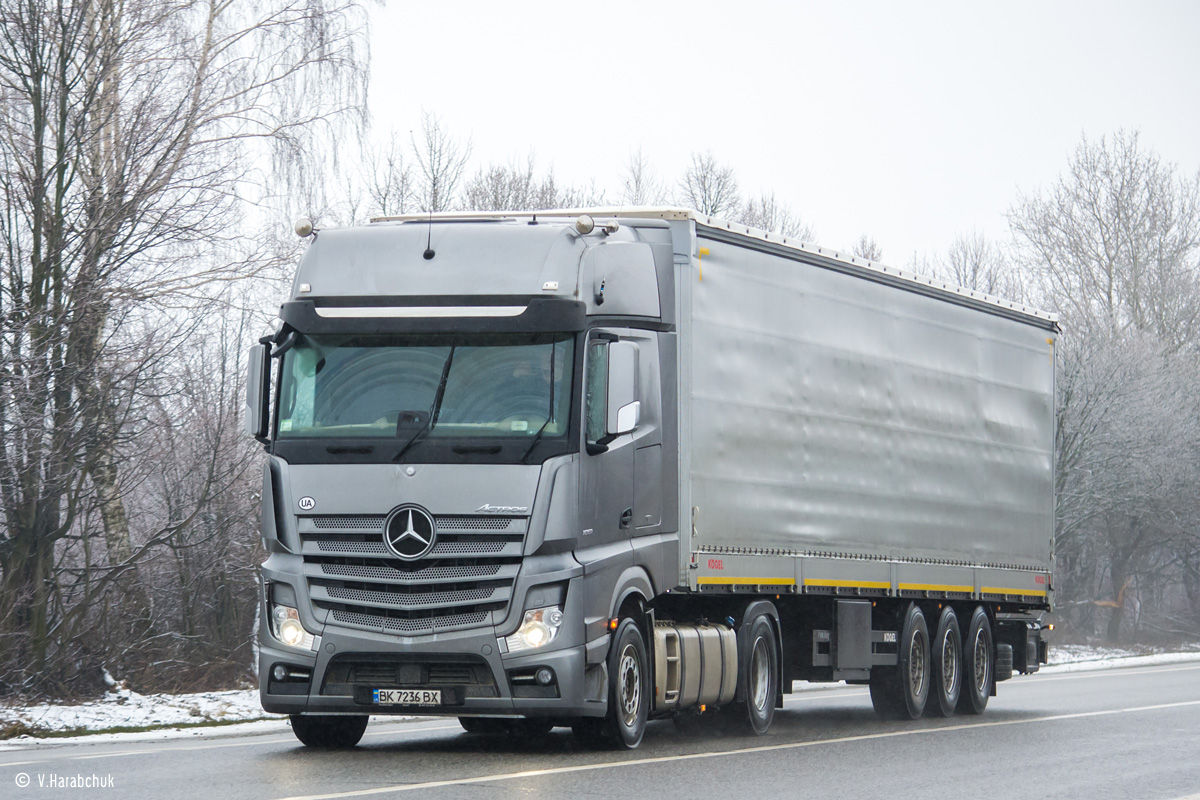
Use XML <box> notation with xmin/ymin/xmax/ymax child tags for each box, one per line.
<box><xmin>520</xmin><ymin>341</ymin><xmax>557</xmax><ymax>464</ymax></box>
<box><xmin>393</xmin><ymin>346</ymin><xmax>456</xmax><ymax>462</ymax></box>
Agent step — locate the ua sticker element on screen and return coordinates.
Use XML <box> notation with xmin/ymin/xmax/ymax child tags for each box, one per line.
<box><xmin>297</xmin><ymin>496</ymin><xmax>316</xmax><ymax>511</ymax></box>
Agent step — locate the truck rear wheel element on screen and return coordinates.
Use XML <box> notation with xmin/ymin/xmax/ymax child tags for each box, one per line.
<box><xmin>957</xmin><ymin>606</ymin><xmax>993</xmax><ymax>715</ymax></box>
<box><xmin>930</xmin><ymin>606</ymin><xmax>961</xmax><ymax>717</ymax></box>
<box><xmin>869</xmin><ymin>603</ymin><xmax>930</xmax><ymax>720</ymax></box>
<box><xmin>733</xmin><ymin>614</ymin><xmax>778</xmax><ymax>735</ymax></box>
<box><xmin>289</xmin><ymin>714</ymin><xmax>368</xmax><ymax>748</ymax></box>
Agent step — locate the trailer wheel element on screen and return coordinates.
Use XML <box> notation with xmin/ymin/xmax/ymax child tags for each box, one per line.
<box><xmin>735</xmin><ymin>614</ymin><xmax>779</xmax><ymax>735</ymax></box>
<box><xmin>869</xmin><ymin>603</ymin><xmax>929</xmax><ymax>720</ymax></box>
<box><xmin>574</xmin><ymin>616</ymin><xmax>649</xmax><ymax>749</ymax></box>
<box><xmin>930</xmin><ymin>606</ymin><xmax>962</xmax><ymax>717</ymax></box>
<box><xmin>289</xmin><ymin>714</ymin><xmax>368</xmax><ymax>748</ymax></box>
<box><xmin>957</xmin><ymin>606</ymin><xmax>993</xmax><ymax>715</ymax></box>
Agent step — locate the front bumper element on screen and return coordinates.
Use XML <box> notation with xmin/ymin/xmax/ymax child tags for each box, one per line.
<box><xmin>259</xmin><ymin>624</ymin><xmax>601</xmax><ymax>718</ymax></box>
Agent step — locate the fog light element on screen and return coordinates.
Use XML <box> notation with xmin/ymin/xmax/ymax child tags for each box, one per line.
<box><xmin>272</xmin><ymin>664</ymin><xmax>289</xmax><ymax>682</ymax></box>
<box><xmin>535</xmin><ymin>668</ymin><xmax>554</xmax><ymax>685</ymax></box>
<box><xmin>270</xmin><ymin>603</ymin><xmax>315</xmax><ymax>651</ymax></box>
<box><xmin>505</xmin><ymin>606</ymin><xmax>564</xmax><ymax>653</ymax></box>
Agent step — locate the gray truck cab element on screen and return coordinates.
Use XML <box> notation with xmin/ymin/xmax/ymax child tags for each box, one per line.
<box><xmin>247</xmin><ymin>213</ymin><xmax>680</xmax><ymax>742</ymax></box>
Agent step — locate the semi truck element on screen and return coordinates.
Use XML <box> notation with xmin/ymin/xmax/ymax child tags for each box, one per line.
<box><xmin>246</xmin><ymin>208</ymin><xmax>1056</xmax><ymax>749</ymax></box>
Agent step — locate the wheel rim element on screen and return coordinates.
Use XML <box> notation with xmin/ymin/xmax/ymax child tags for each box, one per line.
<box><xmin>941</xmin><ymin>629</ymin><xmax>959</xmax><ymax>693</ymax></box>
<box><xmin>909</xmin><ymin>628</ymin><xmax>927</xmax><ymax>698</ymax></box>
<box><xmin>750</xmin><ymin>636</ymin><xmax>771</xmax><ymax>712</ymax></box>
<box><xmin>618</xmin><ymin>643</ymin><xmax>641</xmax><ymax>728</ymax></box>
<box><xmin>972</xmin><ymin>628</ymin><xmax>989</xmax><ymax>694</ymax></box>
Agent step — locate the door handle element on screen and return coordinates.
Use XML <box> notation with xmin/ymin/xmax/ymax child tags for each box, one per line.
<box><xmin>619</xmin><ymin>508</ymin><xmax>633</xmax><ymax>529</ymax></box>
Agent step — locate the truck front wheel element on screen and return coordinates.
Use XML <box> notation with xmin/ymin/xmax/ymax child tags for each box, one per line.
<box><xmin>573</xmin><ymin>616</ymin><xmax>649</xmax><ymax>749</ymax></box>
<box><xmin>289</xmin><ymin>714</ymin><xmax>368</xmax><ymax>748</ymax></box>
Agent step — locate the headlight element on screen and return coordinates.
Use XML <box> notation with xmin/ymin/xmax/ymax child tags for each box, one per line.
<box><xmin>505</xmin><ymin>606</ymin><xmax>564</xmax><ymax>653</ymax></box>
<box><xmin>271</xmin><ymin>603</ymin><xmax>316</xmax><ymax>650</ymax></box>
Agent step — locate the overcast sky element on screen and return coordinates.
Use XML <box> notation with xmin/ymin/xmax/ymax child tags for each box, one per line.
<box><xmin>368</xmin><ymin>1</ymin><xmax>1200</xmax><ymax>266</ymax></box>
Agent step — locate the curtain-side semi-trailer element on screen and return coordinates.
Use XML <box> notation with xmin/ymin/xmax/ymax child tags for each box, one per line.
<box><xmin>246</xmin><ymin>208</ymin><xmax>1056</xmax><ymax>749</ymax></box>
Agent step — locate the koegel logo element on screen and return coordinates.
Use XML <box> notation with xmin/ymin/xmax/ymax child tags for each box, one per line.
<box><xmin>708</xmin><ymin>559</ymin><xmax>723</xmax><ymax>570</ymax></box>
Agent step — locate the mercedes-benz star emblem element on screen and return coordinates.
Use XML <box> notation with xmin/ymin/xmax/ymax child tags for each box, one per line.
<box><xmin>383</xmin><ymin>506</ymin><xmax>436</xmax><ymax>560</ymax></box>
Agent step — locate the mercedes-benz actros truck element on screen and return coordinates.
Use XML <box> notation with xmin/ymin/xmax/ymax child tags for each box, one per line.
<box><xmin>246</xmin><ymin>208</ymin><xmax>1055</xmax><ymax>748</ymax></box>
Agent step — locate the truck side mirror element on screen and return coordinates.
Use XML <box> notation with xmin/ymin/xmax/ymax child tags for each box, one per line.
<box><xmin>245</xmin><ymin>343</ymin><xmax>271</xmax><ymax>440</ymax></box>
<box><xmin>606</xmin><ymin>341</ymin><xmax>640</xmax><ymax>437</ymax></box>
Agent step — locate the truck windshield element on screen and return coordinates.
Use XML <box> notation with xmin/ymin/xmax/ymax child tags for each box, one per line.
<box><xmin>276</xmin><ymin>333</ymin><xmax>575</xmax><ymax>447</ymax></box>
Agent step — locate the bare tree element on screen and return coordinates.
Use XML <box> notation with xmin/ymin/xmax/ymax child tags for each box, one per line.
<box><xmin>1010</xmin><ymin>130</ymin><xmax>1200</xmax><ymax>350</ymax></box>
<box><xmin>365</xmin><ymin>132</ymin><xmax>415</xmax><ymax>217</ymax></box>
<box><xmin>618</xmin><ymin>147</ymin><xmax>666</xmax><ymax>206</ymax></box>
<box><xmin>0</xmin><ymin>0</ymin><xmax>368</xmax><ymax>692</ymax></box>
<box><xmin>462</xmin><ymin>155</ymin><xmax>604</xmax><ymax>211</ymax></box>
<box><xmin>939</xmin><ymin>230</ymin><xmax>1019</xmax><ymax>298</ymax></box>
<box><xmin>852</xmin><ymin>234</ymin><xmax>883</xmax><ymax>262</ymax></box>
<box><xmin>736</xmin><ymin>192</ymin><xmax>815</xmax><ymax>240</ymax></box>
<box><xmin>411</xmin><ymin>112</ymin><xmax>472</xmax><ymax>212</ymax></box>
<box><xmin>678</xmin><ymin>150</ymin><xmax>740</xmax><ymax>217</ymax></box>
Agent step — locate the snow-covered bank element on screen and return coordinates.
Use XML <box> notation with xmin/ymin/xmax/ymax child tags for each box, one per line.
<box><xmin>1</xmin><ymin>686</ymin><xmax>278</xmax><ymax>742</ymax></box>
<box><xmin>3</xmin><ymin>644</ymin><xmax>1199</xmax><ymax>745</ymax></box>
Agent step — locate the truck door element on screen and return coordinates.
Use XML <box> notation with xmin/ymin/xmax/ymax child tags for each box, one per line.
<box><xmin>578</xmin><ymin>329</ymin><xmax>637</xmax><ymax>546</ymax></box>
<box><xmin>578</xmin><ymin>325</ymin><xmax>664</xmax><ymax>538</ymax></box>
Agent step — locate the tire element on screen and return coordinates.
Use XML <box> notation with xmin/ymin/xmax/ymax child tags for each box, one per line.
<box><xmin>930</xmin><ymin>606</ymin><xmax>962</xmax><ymax>717</ymax></box>
<box><xmin>869</xmin><ymin>603</ymin><xmax>929</xmax><ymax>720</ymax></box>
<box><xmin>957</xmin><ymin>606</ymin><xmax>993</xmax><ymax>715</ymax></box>
<box><xmin>734</xmin><ymin>614</ymin><xmax>779</xmax><ymax>735</ymax></box>
<box><xmin>289</xmin><ymin>714</ymin><xmax>368</xmax><ymax>748</ymax></box>
<box><xmin>574</xmin><ymin>616</ymin><xmax>649</xmax><ymax>749</ymax></box>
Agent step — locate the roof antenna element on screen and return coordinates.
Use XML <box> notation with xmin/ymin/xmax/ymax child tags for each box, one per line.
<box><xmin>422</xmin><ymin>207</ymin><xmax>435</xmax><ymax>260</ymax></box>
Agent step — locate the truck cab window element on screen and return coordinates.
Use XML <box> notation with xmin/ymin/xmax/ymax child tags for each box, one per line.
<box><xmin>585</xmin><ymin>341</ymin><xmax>609</xmax><ymax>444</ymax></box>
<box><xmin>276</xmin><ymin>333</ymin><xmax>574</xmax><ymax>442</ymax></box>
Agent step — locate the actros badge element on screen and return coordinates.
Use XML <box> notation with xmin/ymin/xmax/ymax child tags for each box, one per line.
<box><xmin>383</xmin><ymin>505</ymin><xmax>437</xmax><ymax>560</ymax></box>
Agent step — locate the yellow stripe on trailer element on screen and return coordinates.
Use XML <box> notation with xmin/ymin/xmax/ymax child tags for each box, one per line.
<box><xmin>898</xmin><ymin>583</ymin><xmax>974</xmax><ymax>594</ymax></box>
<box><xmin>697</xmin><ymin>577</ymin><xmax>797</xmax><ymax>586</ymax></box>
<box><xmin>982</xmin><ymin>587</ymin><xmax>1048</xmax><ymax>597</ymax></box>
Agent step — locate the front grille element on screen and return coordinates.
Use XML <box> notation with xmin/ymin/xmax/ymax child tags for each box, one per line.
<box><xmin>322</xmin><ymin>655</ymin><xmax>499</xmax><ymax>697</ymax></box>
<box><xmin>331</xmin><ymin>609</ymin><xmax>489</xmax><ymax>632</ymax></box>
<box><xmin>300</xmin><ymin>514</ymin><xmax>525</xmax><ymax>636</ymax></box>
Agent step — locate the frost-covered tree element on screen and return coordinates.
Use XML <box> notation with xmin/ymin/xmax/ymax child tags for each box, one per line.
<box><xmin>1010</xmin><ymin>130</ymin><xmax>1200</xmax><ymax>641</ymax></box>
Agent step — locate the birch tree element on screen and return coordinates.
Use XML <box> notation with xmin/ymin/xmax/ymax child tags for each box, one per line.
<box><xmin>0</xmin><ymin>0</ymin><xmax>368</xmax><ymax>692</ymax></box>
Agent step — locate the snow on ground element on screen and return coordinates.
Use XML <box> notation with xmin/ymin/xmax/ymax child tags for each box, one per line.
<box><xmin>2</xmin><ymin>643</ymin><xmax>1199</xmax><ymax>745</ymax></box>
<box><xmin>0</xmin><ymin>685</ymin><xmax>277</xmax><ymax>739</ymax></box>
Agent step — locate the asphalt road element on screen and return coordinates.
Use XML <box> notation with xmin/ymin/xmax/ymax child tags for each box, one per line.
<box><xmin>4</xmin><ymin>662</ymin><xmax>1200</xmax><ymax>800</ymax></box>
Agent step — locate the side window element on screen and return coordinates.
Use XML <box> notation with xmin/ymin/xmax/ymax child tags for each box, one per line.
<box><xmin>585</xmin><ymin>341</ymin><xmax>608</xmax><ymax>444</ymax></box>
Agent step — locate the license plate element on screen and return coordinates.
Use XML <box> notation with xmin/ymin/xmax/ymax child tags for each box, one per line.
<box><xmin>372</xmin><ymin>688</ymin><xmax>441</xmax><ymax>706</ymax></box>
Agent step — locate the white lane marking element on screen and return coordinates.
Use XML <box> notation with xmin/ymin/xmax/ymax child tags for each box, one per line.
<box><xmin>273</xmin><ymin>699</ymin><xmax>1200</xmax><ymax>800</ymax></box>
<box><xmin>1024</xmin><ymin>664</ymin><xmax>1200</xmax><ymax>683</ymax></box>
<box><xmin>3</xmin><ymin>723</ymin><xmax>461</xmax><ymax>766</ymax></box>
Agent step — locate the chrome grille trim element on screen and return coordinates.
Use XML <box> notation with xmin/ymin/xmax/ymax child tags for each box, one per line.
<box><xmin>300</xmin><ymin>513</ymin><xmax>526</xmax><ymax>635</ymax></box>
